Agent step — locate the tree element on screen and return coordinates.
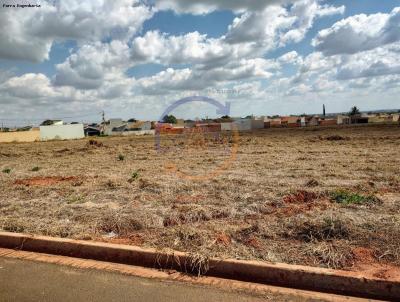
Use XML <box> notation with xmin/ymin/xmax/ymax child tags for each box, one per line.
<box><xmin>40</xmin><ymin>120</ymin><xmax>54</xmax><ymax>126</ymax></box>
<box><xmin>221</xmin><ymin>115</ymin><xmax>230</xmax><ymax>119</ymax></box>
<box><xmin>349</xmin><ymin>106</ymin><xmax>360</xmax><ymax>116</ymax></box>
<box><xmin>128</xmin><ymin>118</ymin><xmax>137</xmax><ymax>123</ymax></box>
<box><xmin>163</xmin><ymin>115</ymin><xmax>177</xmax><ymax>124</ymax></box>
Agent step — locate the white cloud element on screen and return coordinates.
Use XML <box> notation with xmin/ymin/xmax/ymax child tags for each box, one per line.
<box><xmin>0</xmin><ymin>73</ymin><xmax>57</xmax><ymax>99</ymax></box>
<box><xmin>225</xmin><ymin>0</ymin><xmax>344</xmax><ymax>48</ymax></box>
<box><xmin>336</xmin><ymin>43</ymin><xmax>400</xmax><ymax>80</ymax></box>
<box><xmin>130</xmin><ymin>31</ymin><xmax>256</xmax><ymax>69</ymax></box>
<box><xmin>279</xmin><ymin>0</ymin><xmax>344</xmax><ymax>45</ymax></box>
<box><xmin>313</xmin><ymin>7</ymin><xmax>400</xmax><ymax>55</ymax></box>
<box><xmin>54</xmin><ymin>41</ymin><xmax>130</xmax><ymax>90</ymax></box>
<box><xmin>154</xmin><ymin>0</ymin><xmax>292</xmax><ymax>15</ymax></box>
<box><xmin>278</xmin><ymin>51</ymin><xmax>302</xmax><ymax>64</ymax></box>
<box><xmin>138</xmin><ymin>58</ymin><xmax>278</xmax><ymax>94</ymax></box>
<box><xmin>0</xmin><ymin>0</ymin><xmax>152</xmax><ymax>62</ymax></box>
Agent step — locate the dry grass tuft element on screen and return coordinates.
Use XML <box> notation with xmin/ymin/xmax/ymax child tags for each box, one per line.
<box><xmin>304</xmin><ymin>241</ymin><xmax>354</xmax><ymax>269</ymax></box>
<box><xmin>95</xmin><ymin>210</ymin><xmax>144</xmax><ymax>236</ymax></box>
<box><xmin>293</xmin><ymin>216</ymin><xmax>351</xmax><ymax>242</ymax></box>
<box><xmin>283</xmin><ymin>190</ymin><xmax>318</xmax><ymax>204</ymax></box>
<box><xmin>87</xmin><ymin>139</ymin><xmax>103</xmax><ymax>147</ymax></box>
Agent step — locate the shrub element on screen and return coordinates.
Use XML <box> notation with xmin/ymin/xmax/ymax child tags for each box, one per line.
<box><xmin>330</xmin><ymin>190</ymin><xmax>380</xmax><ymax>205</ymax></box>
<box><xmin>87</xmin><ymin>139</ymin><xmax>103</xmax><ymax>147</ymax></box>
<box><xmin>129</xmin><ymin>170</ymin><xmax>140</xmax><ymax>182</ymax></box>
<box><xmin>2</xmin><ymin>168</ymin><xmax>11</xmax><ymax>174</ymax></box>
<box><xmin>118</xmin><ymin>154</ymin><xmax>125</xmax><ymax>161</ymax></box>
<box><xmin>296</xmin><ymin>217</ymin><xmax>350</xmax><ymax>242</ymax></box>
<box><xmin>31</xmin><ymin>166</ymin><xmax>40</xmax><ymax>172</ymax></box>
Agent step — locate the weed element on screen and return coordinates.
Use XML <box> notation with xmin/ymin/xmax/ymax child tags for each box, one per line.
<box><xmin>31</xmin><ymin>166</ymin><xmax>40</xmax><ymax>172</ymax></box>
<box><xmin>320</xmin><ymin>135</ymin><xmax>347</xmax><ymax>141</ymax></box>
<box><xmin>67</xmin><ymin>194</ymin><xmax>86</xmax><ymax>204</ymax></box>
<box><xmin>186</xmin><ymin>252</ymin><xmax>210</xmax><ymax>277</ymax></box>
<box><xmin>305</xmin><ymin>179</ymin><xmax>319</xmax><ymax>187</ymax></box>
<box><xmin>283</xmin><ymin>190</ymin><xmax>317</xmax><ymax>204</ymax></box>
<box><xmin>330</xmin><ymin>190</ymin><xmax>380</xmax><ymax>205</ymax></box>
<box><xmin>87</xmin><ymin>139</ymin><xmax>103</xmax><ymax>147</ymax></box>
<box><xmin>2</xmin><ymin>168</ymin><xmax>11</xmax><ymax>174</ymax></box>
<box><xmin>129</xmin><ymin>170</ymin><xmax>140</xmax><ymax>182</ymax></box>
<box><xmin>118</xmin><ymin>154</ymin><xmax>125</xmax><ymax>161</ymax></box>
<box><xmin>296</xmin><ymin>216</ymin><xmax>350</xmax><ymax>242</ymax></box>
<box><xmin>2</xmin><ymin>219</ymin><xmax>25</xmax><ymax>233</ymax></box>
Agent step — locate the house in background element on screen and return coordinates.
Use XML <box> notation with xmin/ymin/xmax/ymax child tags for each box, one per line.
<box><xmin>128</xmin><ymin>121</ymin><xmax>152</xmax><ymax>131</ymax></box>
<box><xmin>350</xmin><ymin>115</ymin><xmax>369</xmax><ymax>124</ymax></box>
<box><xmin>368</xmin><ymin>114</ymin><xmax>393</xmax><ymax>124</ymax></box>
<box><xmin>288</xmin><ymin>116</ymin><xmax>300</xmax><ymax>128</ymax></box>
<box><xmin>222</xmin><ymin>117</ymin><xmax>264</xmax><ymax>131</ymax></box>
<box><xmin>84</xmin><ymin>125</ymin><xmax>101</xmax><ymax>136</ymax></box>
<box><xmin>319</xmin><ymin>119</ymin><xmax>337</xmax><ymax>126</ymax></box>
<box><xmin>308</xmin><ymin>116</ymin><xmax>320</xmax><ymax>126</ymax></box>
<box><xmin>104</xmin><ymin>118</ymin><xmax>125</xmax><ymax>135</ymax></box>
<box><xmin>300</xmin><ymin>117</ymin><xmax>306</xmax><ymax>127</ymax></box>
<box><xmin>337</xmin><ymin>115</ymin><xmax>351</xmax><ymax>125</ymax></box>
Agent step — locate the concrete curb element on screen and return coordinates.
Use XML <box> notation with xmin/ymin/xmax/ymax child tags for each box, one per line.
<box><xmin>0</xmin><ymin>231</ymin><xmax>398</xmax><ymax>300</ymax></box>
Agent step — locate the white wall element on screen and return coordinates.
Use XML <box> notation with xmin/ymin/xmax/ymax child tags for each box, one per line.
<box><xmin>121</xmin><ymin>130</ymin><xmax>155</xmax><ymax>136</ymax></box>
<box><xmin>233</xmin><ymin>119</ymin><xmax>252</xmax><ymax>131</ymax></box>
<box><xmin>251</xmin><ymin>119</ymin><xmax>264</xmax><ymax>129</ymax></box>
<box><xmin>221</xmin><ymin>122</ymin><xmax>232</xmax><ymax>131</ymax></box>
<box><xmin>40</xmin><ymin>124</ymin><xmax>85</xmax><ymax>141</ymax></box>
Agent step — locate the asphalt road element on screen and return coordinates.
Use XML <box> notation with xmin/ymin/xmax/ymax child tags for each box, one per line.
<box><xmin>0</xmin><ymin>258</ymin><xmax>273</xmax><ymax>302</ymax></box>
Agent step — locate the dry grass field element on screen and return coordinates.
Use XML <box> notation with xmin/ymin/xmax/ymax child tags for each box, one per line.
<box><xmin>1</xmin><ymin>124</ymin><xmax>399</xmax><ymax>276</ymax></box>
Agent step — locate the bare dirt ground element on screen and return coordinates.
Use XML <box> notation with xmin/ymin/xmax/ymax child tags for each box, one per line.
<box><xmin>1</xmin><ymin>124</ymin><xmax>399</xmax><ymax>277</ymax></box>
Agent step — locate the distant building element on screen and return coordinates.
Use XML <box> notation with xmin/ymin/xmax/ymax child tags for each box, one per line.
<box><xmin>221</xmin><ymin>118</ymin><xmax>263</xmax><ymax>131</ymax></box>
<box><xmin>319</xmin><ymin>119</ymin><xmax>337</xmax><ymax>126</ymax></box>
<box><xmin>337</xmin><ymin>115</ymin><xmax>350</xmax><ymax>125</ymax></box>
<box><xmin>104</xmin><ymin>119</ymin><xmax>125</xmax><ymax>135</ymax></box>
<box><xmin>288</xmin><ymin>116</ymin><xmax>300</xmax><ymax>128</ymax></box>
<box><xmin>128</xmin><ymin>121</ymin><xmax>152</xmax><ymax>131</ymax></box>
<box><xmin>350</xmin><ymin>115</ymin><xmax>368</xmax><ymax>124</ymax></box>
<box><xmin>308</xmin><ymin>116</ymin><xmax>319</xmax><ymax>126</ymax></box>
<box><xmin>300</xmin><ymin>117</ymin><xmax>306</xmax><ymax>127</ymax></box>
<box><xmin>84</xmin><ymin>125</ymin><xmax>101</xmax><ymax>136</ymax></box>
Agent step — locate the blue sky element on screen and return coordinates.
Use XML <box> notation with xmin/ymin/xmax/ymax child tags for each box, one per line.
<box><xmin>0</xmin><ymin>0</ymin><xmax>399</xmax><ymax>124</ymax></box>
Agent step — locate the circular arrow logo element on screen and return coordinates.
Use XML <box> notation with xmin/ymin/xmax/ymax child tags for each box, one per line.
<box><xmin>155</xmin><ymin>96</ymin><xmax>239</xmax><ymax>181</ymax></box>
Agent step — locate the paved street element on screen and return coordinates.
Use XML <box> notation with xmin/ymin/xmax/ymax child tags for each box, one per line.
<box><xmin>0</xmin><ymin>258</ymin><xmax>272</xmax><ymax>302</ymax></box>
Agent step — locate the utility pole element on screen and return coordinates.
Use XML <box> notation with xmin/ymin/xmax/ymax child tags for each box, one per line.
<box><xmin>100</xmin><ymin>110</ymin><xmax>106</xmax><ymax>134</ymax></box>
<box><xmin>323</xmin><ymin>104</ymin><xmax>326</xmax><ymax>117</ymax></box>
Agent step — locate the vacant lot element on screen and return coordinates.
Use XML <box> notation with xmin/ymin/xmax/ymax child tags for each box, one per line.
<box><xmin>1</xmin><ymin>124</ymin><xmax>399</xmax><ymax>276</ymax></box>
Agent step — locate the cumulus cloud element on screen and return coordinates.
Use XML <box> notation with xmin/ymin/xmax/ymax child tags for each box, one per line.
<box><xmin>138</xmin><ymin>58</ymin><xmax>278</xmax><ymax>94</ymax></box>
<box><xmin>336</xmin><ymin>43</ymin><xmax>400</xmax><ymax>80</ymax></box>
<box><xmin>54</xmin><ymin>41</ymin><xmax>130</xmax><ymax>90</ymax></box>
<box><xmin>0</xmin><ymin>73</ymin><xmax>56</xmax><ymax>98</ymax></box>
<box><xmin>154</xmin><ymin>0</ymin><xmax>292</xmax><ymax>15</ymax></box>
<box><xmin>278</xmin><ymin>51</ymin><xmax>302</xmax><ymax>64</ymax></box>
<box><xmin>313</xmin><ymin>7</ymin><xmax>400</xmax><ymax>55</ymax></box>
<box><xmin>225</xmin><ymin>0</ymin><xmax>344</xmax><ymax>48</ymax></box>
<box><xmin>131</xmin><ymin>31</ymin><xmax>245</xmax><ymax>68</ymax></box>
<box><xmin>0</xmin><ymin>0</ymin><xmax>152</xmax><ymax>62</ymax></box>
